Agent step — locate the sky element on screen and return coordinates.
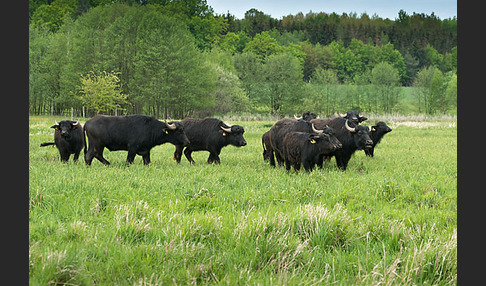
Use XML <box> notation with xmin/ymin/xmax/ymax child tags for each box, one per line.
<box><xmin>206</xmin><ymin>0</ymin><xmax>457</xmax><ymax>20</ymax></box>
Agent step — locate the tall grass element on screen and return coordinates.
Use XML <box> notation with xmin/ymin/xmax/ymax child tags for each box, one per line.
<box><xmin>29</xmin><ymin>115</ymin><xmax>456</xmax><ymax>285</ymax></box>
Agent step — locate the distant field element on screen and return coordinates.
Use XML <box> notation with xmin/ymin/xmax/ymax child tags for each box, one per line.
<box><xmin>29</xmin><ymin>115</ymin><xmax>456</xmax><ymax>285</ymax></box>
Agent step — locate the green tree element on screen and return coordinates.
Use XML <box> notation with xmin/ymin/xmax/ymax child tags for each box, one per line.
<box><xmin>445</xmin><ymin>72</ymin><xmax>457</xmax><ymax>113</ymax></box>
<box><xmin>243</xmin><ymin>31</ymin><xmax>282</xmax><ymax>61</ymax></box>
<box><xmin>31</xmin><ymin>0</ymin><xmax>77</xmax><ymax>32</ymax></box>
<box><xmin>78</xmin><ymin>71</ymin><xmax>128</xmax><ymax>115</ymax></box>
<box><xmin>134</xmin><ymin>11</ymin><xmax>216</xmax><ymax>118</ymax></box>
<box><xmin>233</xmin><ymin>52</ymin><xmax>264</xmax><ymax>107</ymax></box>
<box><xmin>29</xmin><ymin>24</ymin><xmax>52</xmax><ymax>115</ymax></box>
<box><xmin>370</xmin><ymin>62</ymin><xmax>401</xmax><ymax>113</ymax></box>
<box><xmin>429</xmin><ymin>68</ymin><xmax>446</xmax><ymax>114</ymax></box>
<box><xmin>189</xmin><ymin>14</ymin><xmax>228</xmax><ymax>50</ymax></box>
<box><xmin>211</xmin><ymin>65</ymin><xmax>250</xmax><ymax>114</ymax></box>
<box><xmin>413</xmin><ymin>66</ymin><xmax>436</xmax><ymax>114</ymax></box>
<box><xmin>261</xmin><ymin>53</ymin><xmax>303</xmax><ymax>114</ymax></box>
<box><xmin>307</xmin><ymin>67</ymin><xmax>339</xmax><ymax>115</ymax></box>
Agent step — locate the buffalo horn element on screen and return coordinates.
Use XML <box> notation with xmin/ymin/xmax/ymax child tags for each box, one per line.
<box><xmin>54</xmin><ymin>120</ymin><xmax>59</xmax><ymax>126</ymax></box>
<box><xmin>220</xmin><ymin>124</ymin><xmax>232</xmax><ymax>133</ymax></box>
<box><xmin>311</xmin><ymin>123</ymin><xmax>323</xmax><ymax>134</ymax></box>
<box><xmin>72</xmin><ymin>120</ymin><xmax>79</xmax><ymax>126</ymax></box>
<box><xmin>294</xmin><ymin>115</ymin><xmax>302</xmax><ymax>120</ymax></box>
<box><xmin>344</xmin><ymin>119</ymin><xmax>356</xmax><ymax>133</ymax></box>
<box><xmin>339</xmin><ymin>112</ymin><xmax>346</xmax><ymax>118</ymax></box>
<box><xmin>165</xmin><ymin>121</ymin><xmax>177</xmax><ymax>130</ymax></box>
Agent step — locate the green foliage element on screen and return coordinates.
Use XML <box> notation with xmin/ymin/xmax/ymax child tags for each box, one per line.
<box><xmin>133</xmin><ymin>10</ymin><xmax>217</xmax><ymax>118</ymax></box>
<box><xmin>28</xmin><ymin>2</ymin><xmax>457</xmax><ymax>117</ymax></box>
<box><xmin>413</xmin><ymin>66</ymin><xmax>455</xmax><ymax>114</ymax></box>
<box><xmin>31</xmin><ymin>0</ymin><xmax>77</xmax><ymax>32</ymax></box>
<box><xmin>371</xmin><ymin>62</ymin><xmax>401</xmax><ymax>113</ymax></box>
<box><xmin>78</xmin><ymin>71</ymin><xmax>128</xmax><ymax>114</ymax></box>
<box><xmin>243</xmin><ymin>31</ymin><xmax>282</xmax><ymax>61</ymax></box>
<box><xmin>30</xmin><ymin>116</ymin><xmax>457</xmax><ymax>284</ymax></box>
<box><xmin>261</xmin><ymin>53</ymin><xmax>304</xmax><ymax>114</ymax></box>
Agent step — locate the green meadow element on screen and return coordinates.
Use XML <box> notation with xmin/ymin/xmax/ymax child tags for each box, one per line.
<box><xmin>29</xmin><ymin>115</ymin><xmax>456</xmax><ymax>285</ymax></box>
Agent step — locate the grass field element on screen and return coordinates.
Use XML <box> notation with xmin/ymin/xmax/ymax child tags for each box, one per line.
<box><xmin>29</xmin><ymin>115</ymin><xmax>457</xmax><ymax>285</ymax></box>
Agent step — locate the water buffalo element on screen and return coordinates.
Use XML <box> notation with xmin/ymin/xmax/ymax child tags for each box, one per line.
<box><xmin>266</xmin><ymin>118</ymin><xmax>341</xmax><ymax>167</ymax></box>
<box><xmin>338</xmin><ymin>110</ymin><xmax>368</xmax><ymax>125</ymax></box>
<box><xmin>173</xmin><ymin>118</ymin><xmax>246</xmax><ymax>164</ymax></box>
<box><xmin>283</xmin><ymin>130</ymin><xmax>342</xmax><ymax>173</ymax></box>
<box><xmin>40</xmin><ymin>120</ymin><xmax>84</xmax><ymax>163</ymax></box>
<box><xmin>84</xmin><ymin>115</ymin><xmax>189</xmax><ymax>165</ymax></box>
<box><xmin>262</xmin><ymin>130</ymin><xmax>272</xmax><ymax>162</ymax></box>
<box><xmin>293</xmin><ymin>111</ymin><xmax>318</xmax><ymax>121</ymax></box>
<box><xmin>311</xmin><ymin>117</ymin><xmax>373</xmax><ymax>170</ymax></box>
<box><xmin>364</xmin><ymin>121</ymin><xmax>392</xmax><ymax>157</ymax></box>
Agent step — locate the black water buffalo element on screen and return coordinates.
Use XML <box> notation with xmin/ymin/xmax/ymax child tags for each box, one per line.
<box><xmin>262</xmin><ymin>130</ymin><xmax>272</xmax><ymax>162</ymax></box>
<box><xmin>84</xmin><ymin>115</ymin><xmax>189</xmax><ymax>165</ymax></box>
<box><xmin>266</xmin><ymin>118</ymin><xmax>341</xmax><ymax>167</ymax></box>
<box><xmin>338</xmin><ymin>110</ymin><xmax>368</xmax><ymax>125</ymax></box>
<box><xmin>173</xmin><ymin>118</ymin><xmax>246</xmax><ymax>164</ymax></box>
<box><xmin>294</xmin><ymin>111</ymin><xmax>317</xmax><ymax>121</ymax></box>
<box><xmin>40</xmin><ymin>120</ymin><xmax>84</xmax><ymax>162</ymax></box>
<box><xmin>364</xmin><ymin>121</ymin><xmax>392</xmax><ymax>157</ymax></box>
<box><xmin>311</xmin><ymin>117</ymin><xmax>373</xmax><ymax>170</ymax></box>
<box><xmin>283</xmin><ymin>131</ymin><xmax>342</xmax><ymax>173</ymax></box>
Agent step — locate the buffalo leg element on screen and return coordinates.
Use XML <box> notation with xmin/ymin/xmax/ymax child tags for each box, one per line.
<box><xmin>285</xmin><ymin>160</ymin><xmax>291</xmax><ymax>171</ymax></box>
<box><xmin>73</xmin><ymin>151</ymin><xmax>81</xmax><ymax>162</ymax></box>
<box><xmin>142</xmin><ymin>152</ymin><xmax>151</xmax><ymax>165</ymax></box>
<box><xmin>173</xmin><ymin>145</ymin><xmax>183</xmax><ymax>163</ymax></box>
<box><xmin>335</xmin><ymin>154</ymin><xmax>350</xmax><ymax>171</ymax></box>
<box><xmin>274</xmin><ymin>151</ymin><xmax>285</xmax><ymax>167</ymax></box>
<box><xmin>93</xmin><ymin>146</ymin><xmax>110</xmax><ymax>165</ymax></box>
<box><xmin>294</xmin><ymin>162</ymin><xmax>301</xmax><ymax>173</ymax></box>
<box><xmin>85</xmin><ymin>146</ymin><xmax>95</xmax><ymax>165</ymax></box>
<box><xmin>184</xmin><ymin>148</ymin><xmax>195</xmax><ymax>164</ymax></box>
<box><xmin>59</xmin><ymin>151</ymin><xmax>70</xmax><ymax>163</ymax></box>
<box><xmin>268</xmin><ymin>150</ymin><xmax>276</xmax><ymax>167</ymax></box>
<box><xmin>303</xmin><ymin>160</ymin><xmax>313</xmax><ymax>172</ymax></box>
<box><xmin>126</xmin><ymin>149</ymin><xmax>137</xmax><ymax>164</ymax></box>
<box><xmin>207</xmin><ymin>152</ymin><xmax>221</xmax><ymax>164</ymax></box>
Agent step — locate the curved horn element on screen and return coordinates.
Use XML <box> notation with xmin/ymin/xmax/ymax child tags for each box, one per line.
<box><xmin>339</xmin><ymin>112</ymin><xmax>346</xmax><ymax>118</ymax></box>
<box><xmin>294</xmin><ymin>115</ymin><xmax>302</xmax><ymax>120</ymax></box>
<box><xmin>55</xmin><ymin>120</ymin><xmax>59</xmax><ymax>125</ymax></box>
<box><xmin>165</xmin><ymin>121</ymin><xmax>177</xmax><ymax>130</ymax></box>
<box><xmin>220</xmin><ymin>125</ymin><xmax>232</xmax><ymax>133</ymax></box>
<box><xmin>344</xmin><ymin>119</ymin><xmax>356</xmax><ymax>133</ymax></box>
<box><xmin>72</xmin><ymin>120</ymin><xmax>79</xmax><ymax>126</ymax></box>
<box><xmin>311</xmin><ymin>123</ymin><xmax>323</xmax><ymax>134</ymax></box>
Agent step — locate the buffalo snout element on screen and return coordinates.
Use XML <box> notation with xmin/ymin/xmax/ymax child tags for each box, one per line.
<box><xmin>332</xmin><ymin>142</ymin><xmax>343</xmax><ymax>150</ymax></box>
<box><xmin>365</xmin><ymin>139</ymin><xmax>373</xmax><ymax>149</ymax></box>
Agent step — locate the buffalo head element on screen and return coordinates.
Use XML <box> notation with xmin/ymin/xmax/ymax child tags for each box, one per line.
<box><xmin>220</xmin><ymin>122</ymin><xmax>247</xmax><ymax>147</ymax></box>
<box><xmin>339</xmin><ymin>110</ymin><xmax>367</xmax><ymax>125</ymax></box>
<box><xmin>164</xmin><ymin>120</ymin><xmax>190</xmax><ymax>147</ymax></box>
<box><xmin>50</xmin><ymin>120</ymin><xmax>80</xmax><ymax>139</ymax></box>
<box><xmin>344</xmin><ymin>119</ymin><xmax>374</xmax><ymax>150</ymax></box>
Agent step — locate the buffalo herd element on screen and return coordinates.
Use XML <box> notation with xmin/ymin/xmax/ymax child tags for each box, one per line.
<box><xmin>40</xmin><ymin>111</ymin><xmax>392</xmax><ymax>172</ymax></box>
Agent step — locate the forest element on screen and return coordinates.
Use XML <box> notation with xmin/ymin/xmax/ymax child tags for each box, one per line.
<box><xmin>29</xmin><ymin>0</ymin><xmax>457</xmax><ymax>118</ymax></box>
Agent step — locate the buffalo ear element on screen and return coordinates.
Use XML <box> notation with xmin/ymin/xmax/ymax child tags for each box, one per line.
<box><xmin>359</xmin><ymin>116</ymin><xmax>368</xmax><ymax>122</ymax></box>
<box><xmin>371</xmin><ymin>125</ymin><xmax>377</xmax><ymax>132</ymax></box>
<box><xmin>309</xmin><ymin>135</ymin><xmax>319</xmax><ymax>144</ymax></box>
<box><xmin>50</xmin><ymin>124</ymin><xmax>59</xmax><ymax>129</ymax></box>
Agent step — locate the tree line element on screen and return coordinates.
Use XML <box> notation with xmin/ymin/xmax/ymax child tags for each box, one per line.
<box><xmin>29</xmin><ymin>1</ymin><xmax>457</xmax><ymax>118</ymax></box>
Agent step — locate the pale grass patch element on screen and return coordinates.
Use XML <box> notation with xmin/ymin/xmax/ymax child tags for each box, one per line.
<box><xmin>114</xmin><ymin>200</ymin><xmax>153</xmax><ymax>235</ymax></box>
